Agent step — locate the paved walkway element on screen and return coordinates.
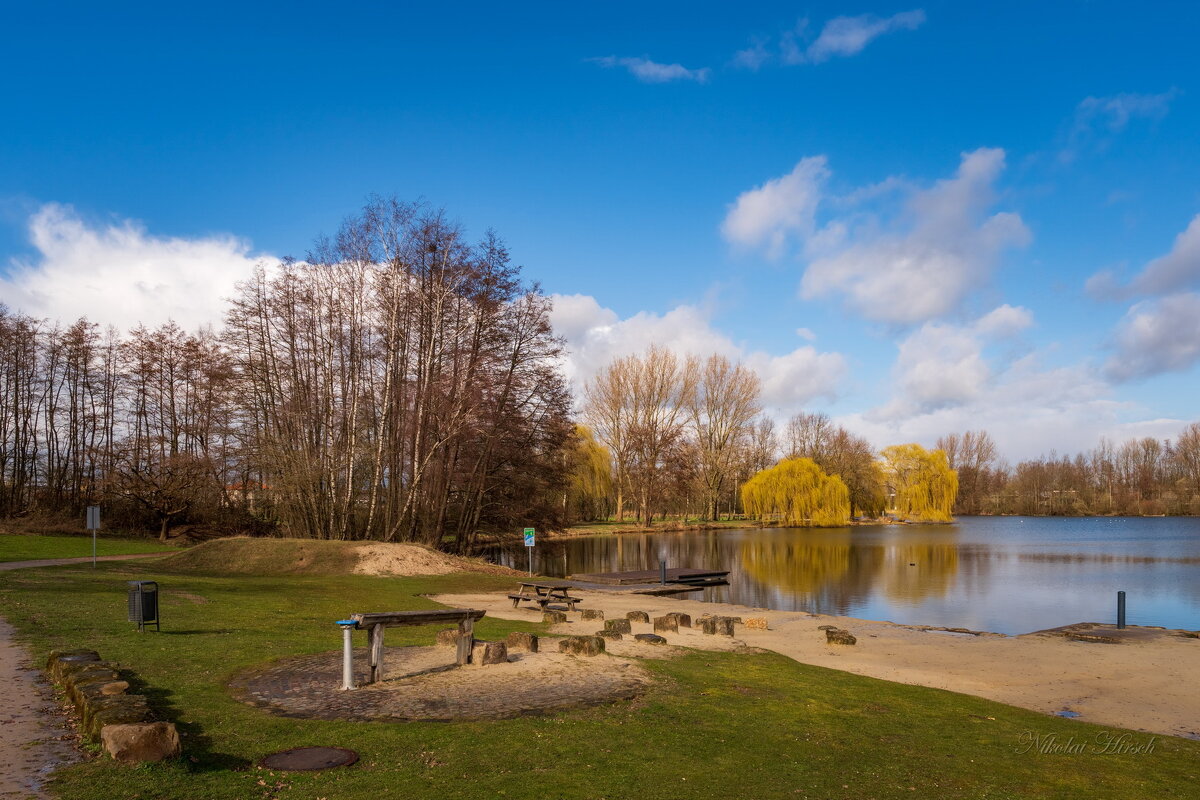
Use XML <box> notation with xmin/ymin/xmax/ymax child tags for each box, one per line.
<box><xmin>0</xmin><ymin>552</ymin><xmax>163</xmax><ymax>798</ymax></box>
<box><xmin>0</xmin><ymin>552</ymin><xmax>165</xmax><ymax>571</ymax></box>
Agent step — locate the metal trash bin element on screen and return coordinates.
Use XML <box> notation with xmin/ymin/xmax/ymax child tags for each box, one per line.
<box><xmin>127</xmin><ymin>581</ymin><xmax>160</xmax><ymax>632</ymax></box>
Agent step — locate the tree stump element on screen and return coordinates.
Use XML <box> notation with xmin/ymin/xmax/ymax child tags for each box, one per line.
<box><xmin>664</xmin><ymin>612</ymin><xmax>692</xmax><ymax>628</ymax></box>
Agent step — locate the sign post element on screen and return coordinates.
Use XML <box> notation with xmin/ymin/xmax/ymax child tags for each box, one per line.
<box><xmin>86</xmin><ymin>505</ymin><xmax>100</xmax><ymax>568</ymax></box>
<box><xmin>523</xmin><ymin>528</ymin><xmax>536</xmax><ymax>576</ymax></box>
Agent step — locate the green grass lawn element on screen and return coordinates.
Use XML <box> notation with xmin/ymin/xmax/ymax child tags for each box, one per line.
<box><xmin>0</xmin><ymin>533</ymin><xmax>179</xmax><ymax>562</ymax></box>
<box><xmin>1</xmin><ymin>561</ymin><xmax>1197</xmax><ymax>799</ymax></box>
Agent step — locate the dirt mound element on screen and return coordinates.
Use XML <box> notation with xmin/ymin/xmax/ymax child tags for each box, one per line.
<box><xmin>352</xmin><ymin>543</ymin><xmax>516</xmax><ymax>577</ymax></box>
<box><xmin>156</xmin><ymin>537</ymin><xmax>518</xmax><ymax>577</ymax></box>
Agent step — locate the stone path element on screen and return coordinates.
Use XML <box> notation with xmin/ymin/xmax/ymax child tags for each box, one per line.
<box><xmin>0</xmin><ymin>552</ymin><xmax>162</xmax><ymax>798</ymax></box>
<box><xmin>229</xmin><ymin>645</ymin><xmax>652</xmax><ymax>722</ymax></box>
<box><xmin>0</xmin><ymin>553</ymin><xmax>164</xmax><ymax>572</ymax></box>
<box><xmin>0</xmin><ymin>619</ymin><xmax>77</xmax><ymax>800</ymax></box>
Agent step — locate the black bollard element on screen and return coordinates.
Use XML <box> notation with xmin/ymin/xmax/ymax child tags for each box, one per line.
<box><xmin>1117</xmin><ymin>590</ymin><xmax>1126</xmax><ymax>629</ymax></box>
<box><xmin>660</xmin><ymin>560</ymin><xmax>667</xmax><ymax>586</ymax></box>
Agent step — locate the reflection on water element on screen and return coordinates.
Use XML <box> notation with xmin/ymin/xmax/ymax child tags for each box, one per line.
<box><xmin>483</xmin><ymin>517</ymin><xmax>1200</xmax><ymax>635</ymax></box>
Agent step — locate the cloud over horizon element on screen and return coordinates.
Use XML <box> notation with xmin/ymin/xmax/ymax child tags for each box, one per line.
<box><xmin>0</xmin><ymin>204</ymin><xmax>267</xmax><ymax>332</ymax></box>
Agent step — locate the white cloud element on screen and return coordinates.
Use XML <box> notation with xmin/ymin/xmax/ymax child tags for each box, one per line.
<box><xmin>1105</xmin><ymin>292</ymin><xmax>1200</xmax><ymax>381</ymax></box>
<box><xmin>1090</xmin><ymin>213</ymin><xmax>1200</xmax><ymax>299</ymax></box>
<box><xmin>795</xmin><ymin>327</ymin><xmax>817</xmax><ymax>341</ymax></box>
<box><xmin>0</xmin><ymin>203</ymin><xmax>266</xmax><ymax>331</ymax></box>
<box><xmin>590</xmin><ymin>56</ymin><xmax>710</xmax><ymax>84</ymax></box>
<box><xmin>721</xmin><ymin>156</ymin><xmax>829</xmax><ymax>258</ymax></box>
<box><xmin>735</xmin><ymin>10</ymin><xmax>925</xmax><ymax>69</ymax></box>
<box><xmin>548</xmin><ymin>293</ymin><xmax>846</xmax><ymax>411</ymax></box>
<box><xmin>736</xmin><ymin>147</ymin><xmax>1029</xmax><ymax>324</ymax></box>
<box><xmin>876</xmin><ymin>305</ymin><xmax>1033</xmax><ymax>418</ymax></box>
<box><xmin>805</xmin><ymin>10</ymin><xmax>926</xmax><ymax>64</ymax></box>
<box><xmin>1062</xmin><ymin>89</ymin><xmax>1178</xmax><ymax>162</ymax></box>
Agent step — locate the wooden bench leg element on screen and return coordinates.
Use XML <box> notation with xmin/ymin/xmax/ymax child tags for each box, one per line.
<box><xmin>369</xmin><ymin>625</ymin><xmax>385</xmax><ymax>684</ymax></box>
<box><xmin>456</xmin><ymin>617</ymin><xmax>474</xmax><ymax>665</ymax></box>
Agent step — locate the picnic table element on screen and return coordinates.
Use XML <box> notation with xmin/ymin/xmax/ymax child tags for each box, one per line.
<box><xmin>508</xmin><ymin>581</ymin><xmax>582</xmax><ymax>611</ymax></box>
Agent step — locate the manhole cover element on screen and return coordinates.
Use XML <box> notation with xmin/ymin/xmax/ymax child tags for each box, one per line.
<box><xmin>259</xmin><ymin>746</ymin><xmax>359</xmax><ymax>771</ymax></box>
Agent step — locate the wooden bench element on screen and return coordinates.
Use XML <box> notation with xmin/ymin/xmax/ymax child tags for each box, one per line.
<box><xmin>508</xmin><ymin>582</ymin><xmax>582</xmax><ymax>611</ymax></box>
<box><xmin>350</xmin><ymin>609</ymin><xmax>486</xmax><ymax>685</ymax></box>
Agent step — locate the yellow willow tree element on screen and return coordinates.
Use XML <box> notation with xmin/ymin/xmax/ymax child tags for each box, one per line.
<box><xmin>564</xmin><ymin>425</ymin><xmax>614</xmax><ymax>523</ymax></box>
<box><xmin>880</xmin><ymin>443</ymin><xmax>959</xmax><ymax>522</ymax></box>
<box><xmin>741</xmin><ymin>457</ymin><xmax>850</xmax><ymax>527</ymax></box>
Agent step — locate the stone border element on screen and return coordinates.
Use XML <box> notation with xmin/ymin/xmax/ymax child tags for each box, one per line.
<box><xmin>45</xmin><ymin>649</ymin><xmax>180</xmax><ymax>764</ymax></box>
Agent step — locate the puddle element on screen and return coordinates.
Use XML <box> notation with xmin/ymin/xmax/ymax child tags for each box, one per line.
<box><xmin>1054</xmin><ymin>709</ymin><xmax>1081</xmax><ymax>718</ymax></box>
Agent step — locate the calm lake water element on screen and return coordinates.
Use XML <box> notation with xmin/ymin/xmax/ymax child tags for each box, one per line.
<box><xmin>486</xmin><ymin>517</ymin><xmax>1200</xmax><ymax>635</ymax></box>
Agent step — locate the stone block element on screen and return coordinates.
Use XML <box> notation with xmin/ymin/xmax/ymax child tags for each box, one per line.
<box><xmin>604</xmin><ymin>618</ymin><xmax>632</xmax><ymax>634</ymax></box>
<box><xmin>625</xmin><ymin>611</ymin><xmax>650</xmax><ymax>624</ymax></box>
<box><xmin>596</xmin><ymin>630</ymin><xmax>623</xmax><ymax>640</ymax></box>
<box><xmin>664</xmin><ymin>612</ymin><xmax>692</xmax><ymax>628</ymax></box>
<box><xmin>652</xmin><ymin>616</ymin><xmax>678</xmax><ymax>633</ymax></box>
<box><xmin>84</xmin><ymin>695</ymin><xmax>153</xmax><ymax>740</ymax></box>
<box><xmin>558</xmin><ymin>636</ymin><xmax>606</xmax><ymax>656</ymax></box>
<box><xmin>471</xmin><ymin>640</ymin><xmax>509</xmax><ymax>665</ymax></box>
<box><xmin>825</xmin><ymin>628</ymin><xmax>857</xmax><ymax>645</ymax></box>
<box><xmin>744</xmin><ymin>617</ymin><xmax>769</xmax><ymax>630</ymax></box>
<box><xmin>634</xmin><ymin>633</ymin><xmax>667</xmax><ymax>645</ymax></box>
<box><xmin>817</xmin><ymin>624</ymin><xmax>839</xmax><ymax>631</ymax></box>
<box><xmin>435</xmin><ymin>628</ymin><xmax>467</xmax><ymax>647</ymax></box>
<box><xmin>700</xmin><ymin>616</ymin><xmax>735</xmax><ymax>637</ymax></box>
<box><xmin>580</xmin><ymin>609</ymin><xmax>605</xmax><ymax>621</ymax></box>
<box><xmin>101</xmin><ymin>722</ymin><xmax>181</xmax><ymax>764</ymax></box>
<box><xmin>543</xmin><ymin>611</ymin><xmax>568</xmax><ymax>624</ymax></box>
<box><xmin>504</xmin><ymin>631</ymin><xmax>538</xmax><ymax>652</ymax></box>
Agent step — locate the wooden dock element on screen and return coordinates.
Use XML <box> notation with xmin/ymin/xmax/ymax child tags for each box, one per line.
<box><xmin>568</xmin><ymin>567</ymin><xmax>730</xmax><ymax>588</ymax></box>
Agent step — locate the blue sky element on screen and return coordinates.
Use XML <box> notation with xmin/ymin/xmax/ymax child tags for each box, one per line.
<box><xmin>2</xmin><ymin>1</ymin><xmax>1199</xmax><ymax>459</ymax></box>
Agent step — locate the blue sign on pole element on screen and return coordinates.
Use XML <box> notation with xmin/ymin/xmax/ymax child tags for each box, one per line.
<box><xmin>523</xmin><ymin>528</ymin><xmax>536</xmax><ymax>547</ymax></box>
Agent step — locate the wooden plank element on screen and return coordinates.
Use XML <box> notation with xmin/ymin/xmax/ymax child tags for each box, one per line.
<box><xmin>369</xmin><ymin>624</ymin><xmax>385</xmax><ymax>684</ymax></box>
<box><xmin>351</xmin><ymin>609</ymin><xmax>486</xmax><ymax>628</ymax></box>
<box><xmin>569</xmin><ymin>568</ymin><xmax>729</xmax><ymax>586</ymax></box>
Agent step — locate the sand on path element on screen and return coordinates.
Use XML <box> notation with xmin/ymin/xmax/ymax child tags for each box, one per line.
<box><xmin>434</xmin><ymin>589</ymin><xmax>1200</xmax><ymax>740</ymax></box>
<box><xmin>0</xmin><ymin>618</ymin><xmax>76</xmax><ymax>799</ymax></box>
<box><xmin>0</xmin><ymin>552</ymin><xmax>166</xmax><ymax>797</ymax></box>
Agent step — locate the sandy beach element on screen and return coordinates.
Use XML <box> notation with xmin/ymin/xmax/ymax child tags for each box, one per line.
<box><xmin>434</xmin><ymin>588</ymin><xmax>1200</xmax><ymax>740</ymax></box>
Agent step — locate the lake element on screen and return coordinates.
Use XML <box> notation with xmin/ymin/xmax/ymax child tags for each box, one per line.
<box><xmin>485</xmin><ymin>517</ymin><xmax>1200</xmax><ymax>635</ymax></box>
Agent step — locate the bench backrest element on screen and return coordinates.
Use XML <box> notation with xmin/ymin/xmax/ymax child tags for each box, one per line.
<box><xmin>350</xmin><ymin>609</ymin><xmax>486</xmax><ymax>628</ymax></box>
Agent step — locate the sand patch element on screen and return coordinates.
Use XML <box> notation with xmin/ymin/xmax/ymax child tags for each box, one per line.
<box><xmin>352</xmin><ymin>543</ymin><xmax>519</xmax><ymax>577</ymax></box>
<box><xmin>435</xmin><ymin>588</ymin><xmax>1200</xmax><ymax>739</ymax></box>
<box><xmin>229</xmin><ymin>645</ymin><xmax>651</xmax><ymax>721</ymax></box>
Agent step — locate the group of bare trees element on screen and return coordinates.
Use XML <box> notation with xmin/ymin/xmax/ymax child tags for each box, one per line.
<box><xmin>937</xmin><ymin>428</ymin><xmax>1200</xmax><ymax>516</ymax></box>
<box><xmin>0</xmin><ymin>199</ymin><xmax>573</xmax><ymax>547</ymax></box>
<box><xmin>580</xmin><ymin>351</ymin><xmax>891</xmax><ymax>525</ymax></box>
<box><xmin>582</xmin><ymin>347</ymin><xmax>763</xmax><ymax>525</ymax></box>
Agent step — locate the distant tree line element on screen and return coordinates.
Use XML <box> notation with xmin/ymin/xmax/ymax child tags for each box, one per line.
<box><xmin>577</xmin><ymin>348</ymin><xmax>956</xmax><ymax>526</ymax></box>
<box><xmin>0</xmin><ymin>199</ymin><xmax>572</xmax><ymax>549</ymax></box>
<box><xmin>936</xmin><ymin>428</ymin><xmax>1200</xmax><ymax>516</ymax></box>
